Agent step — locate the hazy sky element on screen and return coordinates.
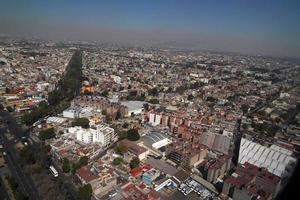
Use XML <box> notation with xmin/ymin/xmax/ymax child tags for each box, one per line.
<box><xmin>0</xmin><ymin>0</ymin><xmax>299</xmax><ymax>57</ymax></box>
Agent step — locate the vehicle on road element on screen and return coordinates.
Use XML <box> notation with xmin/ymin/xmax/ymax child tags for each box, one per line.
<box><xmin>49</xmin><ymin>165</ymin><xmax>59</xmax><ymax>177</ymax></box>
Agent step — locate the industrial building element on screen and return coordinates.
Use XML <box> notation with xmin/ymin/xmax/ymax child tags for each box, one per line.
<box><xmin>141</xmin><ymin>132</ymin><xmax>172</xmax><ymax>150</ymax></box>
<box><xmin>238</xmin><ymin>138</ymin><xmax>296</xmax><ymax>178</ymax></box>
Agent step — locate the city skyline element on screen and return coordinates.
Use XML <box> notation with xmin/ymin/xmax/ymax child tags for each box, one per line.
<box><xmin>0</xmin><ymin>0</ymin><xmax>300</xmax><ymax>58</ymax></box>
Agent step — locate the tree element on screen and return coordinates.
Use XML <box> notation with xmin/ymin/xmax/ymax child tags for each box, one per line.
<box><xmin>241</xmin><ymin>104</ymin><xmax>250</xmax><ymax>114</ymax></box>
<box><xmin>138</xmin><ymin>93</ymin><xmax>146</xmax><ymax>101</ymax></box>
<box><xmin>20</xmin><ymin>148</ymin><xmax>35</xmax><ymax>164</ymax></box>
<box><xmin>70</xmin><ymin>163</ymin><xmax>77</xmax><ymax>174</ymax></box>
<box><xmin>129</xmin><ymin>90</ymin><xmax>138</xmax><ymax>97</ymax></box>
<box><xmin>38</xmin><ymin>128</ymin><xmax>55</xmax><ymax>141</ymax></box>
<box><xmin>48</xmin><ymin>90</ymin><xmax>63</xmax><ymax>106</ymax></box>
<box><xmin>77</xmin><ymin>156</ymin><xmax>89</xmax><ymax>167</ymax></box>
<box><xmin>122</xmin><ymin>122</ymin><xmax>129</xmax><ymax>129</ymax></box>
<box><xmin>72</xmin><ymin>118</ymin><xmax>90</xmax><ymax>128</ymax></box>
<box><xmin>78</xmin><ymin>184</ymin><xmax>92</xmax><ymax>200</ymax></box>
<box><xmin>116</xmin><ymin>111</ymin><xmax>122</xmax><ymax>120</ymax></box>
<box><xmin>101</xmin><ymin>89</ymin><xmax>109</xmax><ymax>97</ymax></box>
<box><xmin>148</xmin><ymin>98</ymin><xmax>159</xmax><ymax>104</ymax></box>
<box><xmin>62</xmin><ymin>158</ymin><xmax>70</xmax><ymax>173</ymax></box>
<box><xmin>112</xmin><ymin>157</ymin><xmax>123</xmax><ymax>165</ymax></box>
<box><xmin>143</xmin><ymin>103</ymin><xmax>149</xmax><ymax>111</ymax></box>
<box><xmin>114</xmin><ymin>145</ymin><xmax>128</xmax><ymax>155</ymax></box>
<box><xmin>6</xmin><ymin>106</ymin><xmax>13</xmax><ymax>112</ymax></box>
<box><xmin>187</xmin><ymin>94</ymin><xmax>194</xmax><ymax>101</ymax></box>
<box><xmin>21</xmin><ymin>51</ymin><xmax>83</xmax><ymax>126</ymax></box>
<box><xmin>34</xmin><ymin>143</ymin><xmax>52</xmax><ymax>168</ymax></box>
<box><xmin>129</xmin><ymin>157</ymin><xmax>140</xmax><ymax>169</ymax></box>
<box><xmin>206</xmin><ymin>96</ymin><xmax>217</xmax><ymax>102</ymax></box>
<box><xmin>148</xmin><ymin>87</ymin><xmax>159</xmax><ymax>96</ymax></box>
<box><xmin>44</xmin><ymin>144</ymin><xmax>52</xmax><ymax>153</ymax></box>
<box><xmin>127</xmin><ymin>129</ymin><xmax>140</xmax><ymax>141</ymax></box>
<box><xmin>101</xmin><ymin>109</ymin><xmax>107</xmax><ymax>116</ymax></box>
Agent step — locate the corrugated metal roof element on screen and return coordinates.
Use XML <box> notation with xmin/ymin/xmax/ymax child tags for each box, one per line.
<box><xmin>238</xmin><ymin>138</ymin><xmax>296</xmax><ymax>177</ymax></box>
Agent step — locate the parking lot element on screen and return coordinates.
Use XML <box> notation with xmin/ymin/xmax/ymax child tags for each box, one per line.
<box><xmin>177</xmin><ymin>177</ymin><xmax>215</xmax><ymax>200</ymax></box>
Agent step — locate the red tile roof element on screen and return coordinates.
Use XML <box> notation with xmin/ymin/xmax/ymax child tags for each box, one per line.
<box><xmin>76</xmin><ymin>166</ymin><xmax>99</xmax><ymax>183</ymax></box>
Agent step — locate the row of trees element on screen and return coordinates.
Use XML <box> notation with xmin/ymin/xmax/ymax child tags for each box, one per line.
<box><xmin>5</xmin><ymin>175</ymin><xmax>28</xmax><ymax>200</ymax></box>
<box><xmin>22</xmin><ymin>51</ymin><xmax>83</xmax><ymax>125</ymax></box>
<box><xmin>19</xmin><ymin>143</ymin><xmax>52</xmax><ymax>168</ymax></box>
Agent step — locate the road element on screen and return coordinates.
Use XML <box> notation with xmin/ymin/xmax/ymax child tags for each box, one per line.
<box><xmin>0</xmin><ymin>110</ymin><xmax>40</xmax><ymax>200</ymax></box>
<box><xmin>51</xmin><ymin>158</ymin><xmax>77</xmax><ymax>200</ymax></box>
<box><xmin>1</xmin><ymin>108</ymin><xmax>79</xmax><ymax>200</ymax></box>
<box><xmin>0</xmin><ymin>176</ymin><xmax>10</xmax><ymax>200</ymax></box>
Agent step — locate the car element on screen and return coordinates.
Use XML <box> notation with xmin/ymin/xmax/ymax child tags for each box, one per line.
<box><xmin>3</xmin><ymin>151</ymin><xmax>7</xmax><ymax>156</ymax></box>
<box><xmin>24</xmin><ymin>142</ymin><xmax>28</xmax><ymax>146</ymax></box>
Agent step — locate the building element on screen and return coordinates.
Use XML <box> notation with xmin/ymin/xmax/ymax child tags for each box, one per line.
<box><xmin>200</xmin><ymin>132</ymin><xmax>231</xmax><ymax>155</ymax></box>
<box><xmin>141</xmin><ymin>132</ymin><xmax>172</xmax><ymax>150</ymax></box>
<box><xmin>63</xmin><ymin>108</ymin><xmax>78</xmax><ymax>119</ymax></box>
<box><xmin>142</xmin><ymin>168</ymin><xmax>161</xmax><ymax>185</ymax></box>
<box><xmin>198</xmin><ymin>154</ymin><xmax>232</xmax><ymax>183</ymax></box>
<box><xmin>68</xmin><ymin>124</ymin><xmax>117</xmax><ymax>146</ymax></box>
<box><xmin>119</xmin><ymin>139</ymin><xmax>149</xmax><ymax>161</ymax></box>
<box><xmin>63</xmin><ymin>106</ymin><xmax>94</xmax><ymax>119</ymax></box>
<box><xmin>238</xmin><ymin>138</ymin><xmax>296</xmax><ymax>177</ymax></box>
<box><xmin>222</xmin><ymin>162</ymin><xmax>281</xmax><ymax>200</ymax></box>
<box><xmin>121</xmin><ymin>182</ymin><xmax>160</xmax><ymax>200</ymax></box>
<box><xmin>120</xmin><ymin>101</ymin><xmax>145</xmax><ymax>116</ymax></box>
<box><xmin>167</xmin><ymin>143</ymin><xmax>208</xmax><ymax>168</ymax></box>
<box><xmin>72</xmin><ymin>95</ymin><xmax>128</xmax><ymax>119</ymax></box>
<box><xmin>76</xmin><ymin>165</ymin><xmax>117</xmax><ymax>199</ymax></box>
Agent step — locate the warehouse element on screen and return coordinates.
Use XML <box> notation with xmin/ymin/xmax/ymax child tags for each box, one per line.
<box><xmin>141</xmin><ymin>132</ymin><xmax>172</xmax><ymax>150</ymax></box>
<box><xmin>238</xmin><ymin>138</ymin><xmax>296</xmax><ymax>177</ymax></box>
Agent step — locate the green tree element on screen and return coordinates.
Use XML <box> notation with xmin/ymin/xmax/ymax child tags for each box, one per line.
<box><xmin>187</xmin><ymin>94</ymin><xmax>194</xmax><ymax>101</ymax></box>
<box><xmin>38</xmin><ymin>128</ymin><xmax>55</xmax><ymax>141</ymax></box>
<box><xmin>116</xmin><ymin>111</ymin><xmax>122</xmax><ymax>120</ymax></box>
<box><xmin>241</xmin><ymin>104</ymin><xmax>250</xmax><ymax>114</ymax></box>
<box><xmin>72</xmin><ymin>118</ymin><xmax>90</xmax><ymax>128</ymax></box>
<box><xmin>48</xmin><ymin>90</ymin><xmax>63</xmax><ymax>106</ymax></box>
<box><xmin>6</xmin><ymin>106</ymin><xmax>13</xmax><ymax>112</ymax></box>
<box><xmin>148</xmin><ymin>87</ymin><xmax>159</xmax><ymax>96</ymax></box>
<box><xmin>62</xmin><ymin>158</ymin><xmax>70</xmax><ymax>173</ymax></box>
<box><xmin>127</xmin><ymin>129</ymin><xmax>140</xmax><ymax>141</ymax></box>
<box><xmin>101</xmin><ymin>89</ymin><xmax>109</xmax><ymax>97</ymax></box>
<box><xmin>20</xmin><ymin>148</ymin><xmax>35</xmax><ymax>164</ymax></box>
<box><xmin>122</xmin><ymin>122</ymin><xmax>129</xmax><ymax>129</ymax></box>
<box><xmin>143</xmin><ymin>103</ymin><xmax>149</xmax><ymax>111</ymax></box>
<box><xmin>21</xmin><ymin>51</ymin><xmax>83</xmax><ymax>126</ymax></box>
<box><xmin>70</xmin><ymin>163</ymin><xmax>77</xmax><ymax>174</ymax></box>
<box><xmin>112</xmin><ymin>157</ymin><xmax>123</xmax><ymax>165</ymax></box>
<box><xmin>148</xmin><ymin>98</ymin><xmax>159</xmax><ymax>104</ymax></box>
<box><xmin>78</xmin><ymin>184</ymin><xmax>93</xmax><ymax>200</ymax></box>
<box><xmin>77</xmin><ymin>156</ymin><xmax>88</xmax><ymax>168</ymax></box>
<box><xmin>129</xmin><ymin>157</ymin><xmax>140</xmax><ymax>169</ymax></box>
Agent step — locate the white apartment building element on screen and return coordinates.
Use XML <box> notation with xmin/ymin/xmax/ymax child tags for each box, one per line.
<box><xmin>68</xmin><ymin>124</ymin><xmax>117</xmax><ymax>146</ymax></box>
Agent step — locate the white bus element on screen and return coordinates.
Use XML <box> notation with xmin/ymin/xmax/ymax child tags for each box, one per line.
<box><xmin>49</xmin><ymin>165</ymin><xmax>58</xmax><ymax>177</ymax></box>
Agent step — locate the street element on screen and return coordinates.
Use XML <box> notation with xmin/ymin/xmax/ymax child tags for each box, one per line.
<box><xmin>0</xmin><ymin>110</ymin><xmax>40</xmax><ymax>200</ymax></box>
